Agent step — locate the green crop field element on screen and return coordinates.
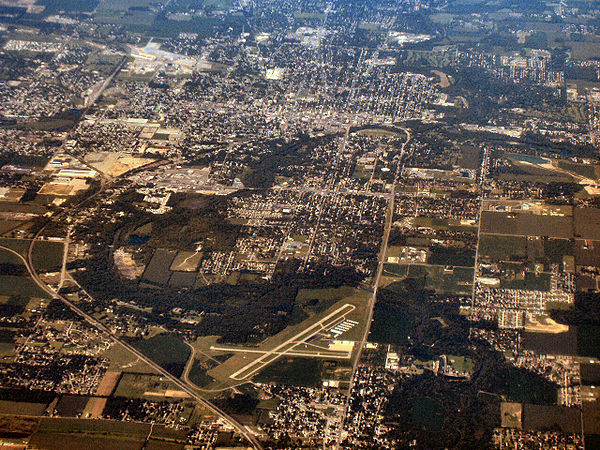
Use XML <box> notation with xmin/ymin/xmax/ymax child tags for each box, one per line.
<box><xmin>478</xmin><ymin>235</ymin><xmax>528</xmax><ymax>261</ymax></box>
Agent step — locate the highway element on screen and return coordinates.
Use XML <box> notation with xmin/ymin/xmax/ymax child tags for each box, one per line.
<box><xmin>0</xmin><ymin>234</ymin><xmax>263</xmax><ymax>448</ymax></box>
<box><xmin>0</xmin><ymin>50</ymin><xmax>263</xmax><ymax>448</ymax></box>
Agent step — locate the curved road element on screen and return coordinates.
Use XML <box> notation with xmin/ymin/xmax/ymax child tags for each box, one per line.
<box><xmin>0</xmin><ymin>243</ymin><xmax>262</xmax><ymax>449</ymax></box>
<box><xmin>0</xmin><ymin>50</ymin><xmax>263</xmax><ymax>448</ymax></box>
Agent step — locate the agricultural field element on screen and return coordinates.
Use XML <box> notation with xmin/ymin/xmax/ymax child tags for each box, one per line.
<box><xmin>140</xmin><ymin>249</ymin><xmax>177</xmax><ymax>286</ymax></box>
<box><xmin>170</xmin><ymin>251</ymin><xmax>203</xmax><ymax>272</ymax></box>
<box><xmin>0</xmin><ymin>275</ymin><xmax>49</xmax><ymax>297</ymax></box>
<box><xmin>29</xmin><ymin>418</ymin><xmax>152</xmax><ymax>450</ymax></box>
<box><xmin>54</xmin><ymin>395</ymin><xmax>89</xmax><ymax>417</ymax></box>
<box><xmin>0</xmin><ymin>237</ymin><xmax>64</xmax><ymax>270</ymax></box>
<box><xmin>574</xmin><ymin>208</ymin><xmax>600</xmax><ymax>240</ymax></box>
<box><xmin>113</xmin><ymin>373</ymin><xmax>179</xmax><ymax>400</ymax></box>
<box><xmin>575</xmin><ymin>239</ymin><xmax>600</xmax><ymax>266</ymax></box>
<box><xmin>38</xmin><ymin>417</ymin><xmax>152</xmax><ymax>436</ymax></box>
<box><xmin>0</xmin><ymin>399</ymin><xmax>47</xmax><ymax>415</ymax></box>
<box><xmin>101</xmin><ymin>342</ymin><xmax>158</xmax><ymax>373</ymax></box>
<box><xmin>37</xmin><ymin>0</ymin><xmax>99</xmax><ymax>15</ymax></box>
<box><xmin>0</xmin><ymin>246</ymin><xmax>25</xmax><ymax>266</ymax></box>
<box><xmin>28</xmin><ymin>433</ymin><xmax>144</xmax><ymax>450</ymax></box>
<box><xmin>0</xmin><ymin>237</ymin><xmax>30</xmax><ymax>255</ymax></box>
<box><xmin>0</xmin><ymin>219</ymin><xmax>23</xmax><ymax>234</ymax></box>
<box><xmin>168</xmin><ymin>271</ymin><xmax>197</xmax><ymax>288</ymax></box>
<box><xmin>94</xmin><ymin>0</ymin><xmax>158</xmax><ymax>26</ymax></box>
<box><xmin>82</xmin><ymin>397</ymin><xmax>108</xmax><ymax>419</ymax></box>
<box><xmin>95</xmin><ymin>371</ymin><xmax>121</xmax><ymax>396</ymax></box>
<box><xmin>478</xmin><ymin>235</ymin><xmax>528</xmax><ymax>261</ymax></box>
<box><xmin>31</xmin><ymin>240</ymin><xmax>64</xmax><ymax>271</ymax></box>
<box><xmin>480</xmin><ymin>211</ymin><xmax>573</xmax><ymax>239</ymax></box>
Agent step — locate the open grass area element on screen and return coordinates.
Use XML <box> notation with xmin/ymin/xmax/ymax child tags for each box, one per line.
<box><xmin>254</xmin><ymin>357</ymin><xmax>324</xmax><ymax>387</ymax></box>
<box><xmin>412</xmin><ymin>216</ymin><xmax>477</xmax><ymax>233</ymax></box>
<box><xmin>207</xmin><ymin>289</ymin><xmax>370</xmax><ymax>384</ymax></box>
<box><xmin>0</xmin><ymin>275</ymin><xmax>49</xmax><ymax>298</ymax></box>
<box><xmin>170</xmin><ymin>251</ymin><xmax>202</xmax><ymax>272</ymax></box>
<box><xmin>293</xmin><ymin>12</ymin><xmax>326</xmax><ymax>20</ymax></box>
<box><xmin>101</xmin><ymin>342</ymin><xmax>157</xmax><ymax>373</ymax></box>
<box><xmin>132</xmin><ymin>334</ymin><xmax>190</xmax><ymax>377</ymax></box>
<box><xmin>291</xmin><ymin>285</ymin><xmax>357</xmax><ymax>324</ymax></box>
<box><xmin>500</xmin><ymin>271</ymin><xmax>551</xmax><ymax>291</ymax></box>
<box><xmin>383</xmin><ymin>263</ymin><xmax>473</xmax><ymax>295</ymax></box>
<box><xmin>558</xmin><ymin>160</ymin><xmax>598</xmax><ymax>180</ymax></box>
<box><xmin>113</xmin><ymin>373</ymin><xmax>176</xmax><ymax>400</ymax></box>
<box><xmin>352</xmin><ymin>164</ymin><xmax>372</xmax><ymax>180</ymax></box>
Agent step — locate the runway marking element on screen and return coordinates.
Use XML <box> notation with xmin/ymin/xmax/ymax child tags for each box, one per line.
<box><xmin>225</xmin><ymin>303</ymin><xmax>356</xmax><ymax>380</ymax></box>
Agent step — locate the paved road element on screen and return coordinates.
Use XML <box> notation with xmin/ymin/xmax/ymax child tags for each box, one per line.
<box><xmin>0</xmin><ymin>242</ymin><xmax>262</xmax><ymax>449</ymax></box>
<box><xmin>58</xmin><ymin>228</ymin><xmax>70</xmax><ymax>291</ymax></box>
<box><xmin>0</xmin><ymin>47</ymin><xmax>261</xmax><ymax>447</ymax></box>
<box><xmin>335</xmin><ymin>127</ymin><xmax>411</xmax><ymax>448</ymax></box>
